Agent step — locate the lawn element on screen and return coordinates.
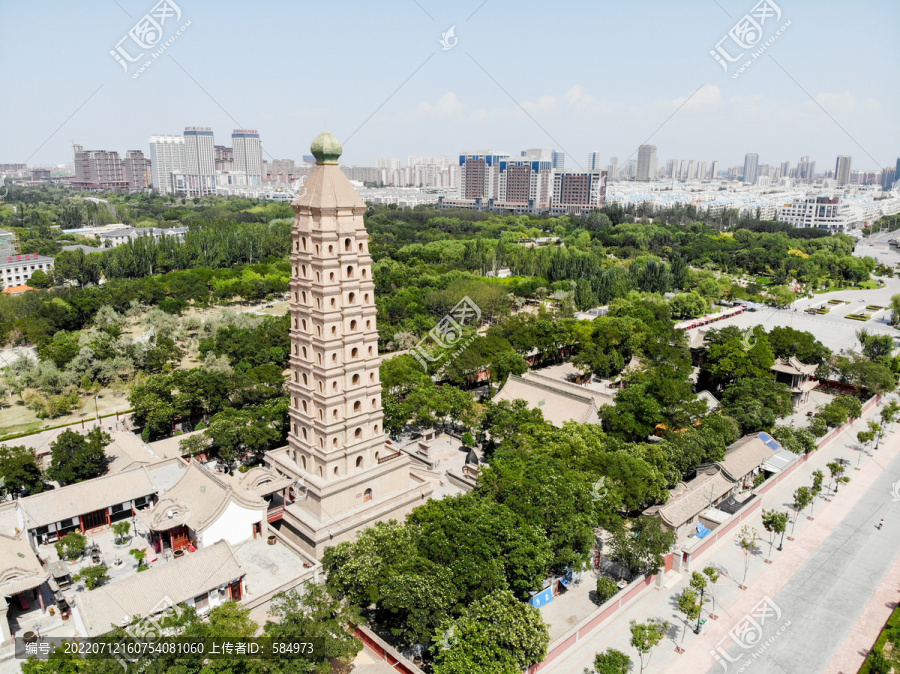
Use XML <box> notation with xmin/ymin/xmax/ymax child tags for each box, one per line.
<box><xmin>0</xmin><ymin>390</ymin><xmax>131</xmax><ymax>440</ymax></box>
<box><xmin>859</xmin><ymin>602</ymin><xmax>900</xmax><ymax>674</ymax></box>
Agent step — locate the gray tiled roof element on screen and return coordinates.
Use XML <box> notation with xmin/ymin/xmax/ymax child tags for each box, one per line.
<box><xmin>76</xmin><ymin>540</ymin><xmax>243</xmax><ymax>636</ymax></box>
<box><xmin>493</xmin><ymin>375</ymin><xmax>599</xmax><ymax>427</ymax></box>
<box><xmin>18</xmin><ymin>459</ymin><xmax>187</xmax><ymax>528</ymax></box>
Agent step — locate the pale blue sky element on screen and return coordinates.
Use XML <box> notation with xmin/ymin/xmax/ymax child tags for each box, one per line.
<box><xmin>1</xmin><ymin>0</ymin><xmax>898</xmax><ymax>171</ymax></box>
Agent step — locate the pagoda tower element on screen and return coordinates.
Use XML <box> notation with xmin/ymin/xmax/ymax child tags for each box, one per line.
<box><xmin>266</xmin><ymin>131</ymin><xmax>434</xmax><ymax>558</ymax></box>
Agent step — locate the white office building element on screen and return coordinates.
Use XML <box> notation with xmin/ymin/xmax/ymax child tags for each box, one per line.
<box><xmin>183</xmin><ymin>127</ymin><xmax>216</xmax><ymax>197</ymax></box>
<box><xmin>587</xmin><ymin>152</ymin><xmax>603</xmax><ymax>171</ymax></box>
<box><xmin>835</xmin><ymin>155</ymin><xmax>852</xmax><ymax>186</ymax></box>
<box><xmin>148</xmin><ymin>135</ymin><xmax>185</xmax><ymax>194</ymax></box>
<box><xmin>1</xmin><ymin>254</ymin><xmax>54</xmax><ymax>290</ymax></box>
<box><xmin>743</xmin><ymin>153</ymin><xmax>759</xmax><ymax>184</ymax></box>
<box><xmin>637</xmin><ymin>145</ymin><xmax>657</xmax><ymax>181</ymax></box>
<box><xmin>232</xmin><ymin>130</ymin><xmax>263</xmax><ymax>185</ymax></box>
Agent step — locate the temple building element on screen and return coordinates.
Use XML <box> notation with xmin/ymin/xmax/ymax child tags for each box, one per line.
<box><xmin>264</xmin><ymin>131</ymin><xmax>435</xmax><ymax>558</ymax></box>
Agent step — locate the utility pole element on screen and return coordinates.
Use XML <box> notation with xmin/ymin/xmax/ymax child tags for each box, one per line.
<box><xmin>94</xmin><ymin>395</ymin><xmax>99</xmax><ymax>422</ymax></box>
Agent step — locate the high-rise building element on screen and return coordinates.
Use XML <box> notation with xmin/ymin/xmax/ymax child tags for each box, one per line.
<box><xmin>881</xmin><ymin>166</ymin><xmax>897</xmax><ymax>191</ymax></box>
<box><xmin>122</xmin><ymin>150</ymin><xmax>151</xmax><ymax>190</ymax></box>
<box><xmin>496</xmin><ymin>158</ymin><xmax>552</xmax><ymax>207</ymax></box>
<box><xmin>835</xmin><ymin>155</ymin><xmax>852</xmax><ymax>186</ymax></box>
<box><xmin>232</xmin><ymin>130</ymin><xmax>263</xmax><ymax>185</ymax></box>
<box><xmin>551</xmin><ymin>150</ymin><xmax>565</xmax><ymax>170</ymax></box>
<box><xmin>551</xmin><ymin>170</ymin><xmax>606</xmax><ymax>211</ymax></box>
<box><xmin>587</xmin><ymin>152</ymin><xmax>603</xmax><ymax>171</ymax></box>
<box><xmin>636</xmin><ymin>145</ymin><xmax>657</xmax><ymax>181</ymax></box>
<box><xmin>607</xmin><ymin>157</ymin><xmax>619</xmax><ymax>180</ymax></box>
<box><xmin>183</xmin><ymin>127</ymin><xmax>216</xmax><ymax>197</ymax></box>
<box><xmin>666</xmin><ymin>159</ymin><xmax>679</xmax><ymax>180</ymax></box>
<box><xmin>72</xmin><ymin>145</ymin><xmax>126</xmax><ymax>188</ymax></box>
<box><xmin>373</xmin><ymin>157</ymin><xmax>401</xmax><ymax>170</ymax></box>
<box><xmin>698</xmin><ymin>162</ymin><xmax>708</xmax><ymax>181</ymax></box>
<box><xmin>709</xmin><ymin>160</ymin><xmax>720</xmax><ymax>179</ymax></box>
<box><xmin>214</xmin><ymin>145</ymin><xmax>233</xmax><ymax>171</ymax></box>
<box><xmin>779</xmin><ymin>161</ymin><xmax>790</xmax><ymax>179</ymax></box>
<box><xmin>797</xmin><ymin>156</ymin><xmax>816</xmax><ymax>181</ymax></box>
<box><xmin>458</xmin><ymin>152</ymin><xmax>508</xmax><ymax>200</ymax></box>
<box><xmin>743</xmin><ymin>153</ymin><xmax>759</xmax><ymax>184</ymax></box>
<box><xmin>268</xmin><ymin>131</ymin><xmax>434</xmax><ymax>558</ymax></box>
<box><xmin>149</xmin><ymin>135</ymin><xmax>185</xmax><ymax>194</ymax></box>
<box><xmin>686</xmin><ymin>159</ymin><xmax>697</xmax><ymax>180</ymax></box>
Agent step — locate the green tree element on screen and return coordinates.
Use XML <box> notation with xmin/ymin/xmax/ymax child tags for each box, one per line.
<box><xmin>27</xmin><ymin>269</ymin><xmax>52</xmax><ymax>288</ymax></box>
<box><xmin>721</xmin><ymin>377</ymin><xmax>793</xmax><ymax>434</ymax></box>
<box><xmin>629</xmin><ymin>617</ymin><xmax>669</xmax><ymax>674</ymax></box>
<box><xmin>112</xmin><ymin>521</ymin><xmax>130</xmax><ymax>545</ymax></box>
<box><xmin>585</xmin><ymin>648</ymin><xmax>631</xmax><ymax>674</ymax></box>
<box><xmin>688</xmin><ymin>571</ymin><xmax>709</xmax><ymax>633</ymax></box>
<box><xmin>263</xmin><ymin>585</ymin><xmax>362</xmax><ymax>673</ymax></box>
<box><xmin>826</xmin><ymin>460</ymin><xmax>842</xmax><ymax>495</ymax></box>
<box><xmin>54</xmin><ymin>531</ymin><xmax>87</xmax><ymax>561</ymax></box>
<box><xmin>771</xmin><ymin>425</ymin><xmax>817</xmax><ymax>454</ymax></box>
<box><xmin>791</xmin><ymin>486</ymin><xmax>813</xmax><ymax>536</ymax></box>
<box><xmin>881</xmin><ymin>400</ymin><xmax>900</xmax><ymax>431</ymax></box>
<box><xmin>738</xmin><ymin>525</ymin><xmax>759</xmax><ymax>588</ymax></box>
<box><xmin>73</xmin><ymin>564</ymin><xmax>109</xmax><ymax>590</ymax></box>
<box><xmin>0</xmin><ymin>445</ymin><xmax>44</xmax><ymax>497</ymax></box>
<box><xmin>675</xmin><ymin>588</ymin><xmax>700</xmax><ymax>651</ymax></box>
<box><xmin>702</xmin><ymin>565</ymin><xmax>721</xmax><ymax>618</ymax></box>
<box><xmin>608</xmin><ymin>516</ymin><xmax>675</xmax><ymax>577</ymax></box>
<box><xmin>433</xmin><ymin>590</ymin><xmax>550</xmax><ymax>674</ymax></box>
<box><xmin>46</xmin><ymin>428</ymin><xmax>109</xmax><ymax>485</ymax></box>
<box><xmin>669</xmin><ymin>292</ymin><xmax>708</xmax><ymax>320</ymax></box>
<box><xmin>761</xmin><ymin>509</ymin><xmax>788</xmax><ymax>561</ymax></box>
<box><xmin>129</xmin><ymin>548</ymin><xmax>148</xmax><ymax>571</ymax></box>
<box><xmin>889</xmin><ymin>294</ymin><xmax>900</xmax><ymax>327</ymax></box>
<box><xmin>857</xmin><ymin>329</ymin><xmax>894</xmax><ymax>363</ymax></box>
<box><xmin>809</xmin><ymin>469</ymin><xmax>825</xmax><ymax>515</ymax></box>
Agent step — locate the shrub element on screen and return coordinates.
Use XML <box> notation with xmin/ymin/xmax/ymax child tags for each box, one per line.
<box><xmin>596</xmin><ymin>577</ymin><xmax>619</xmax><ymax>604</ymax></box>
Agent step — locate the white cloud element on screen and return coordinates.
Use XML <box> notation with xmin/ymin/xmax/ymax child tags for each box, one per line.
<box><xmin>417</xmin><ymin>92</ymin><xmax>464</xmax><ymax>118</ymax></box>
<box><xmin>522</xmin><ymin>95</ymin><xmax>557</xmax><ymax>113</ymax></box>
<box><xmin>812</xmin><ymin>91</ymin><xmax>856</xmax><ymax>116</ymax></box>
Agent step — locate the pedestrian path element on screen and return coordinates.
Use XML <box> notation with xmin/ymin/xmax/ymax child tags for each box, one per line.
<box><xmin>541</xmin><ymin>399</ymin><xmax>900</xmax><ymax>674</ymax></box>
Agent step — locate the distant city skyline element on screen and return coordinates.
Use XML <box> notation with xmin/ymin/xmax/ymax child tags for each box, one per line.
<box><xmin>1</xmin><ymin>1</ymin><xmax>897</xmax><ymax>171</ymax></box>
